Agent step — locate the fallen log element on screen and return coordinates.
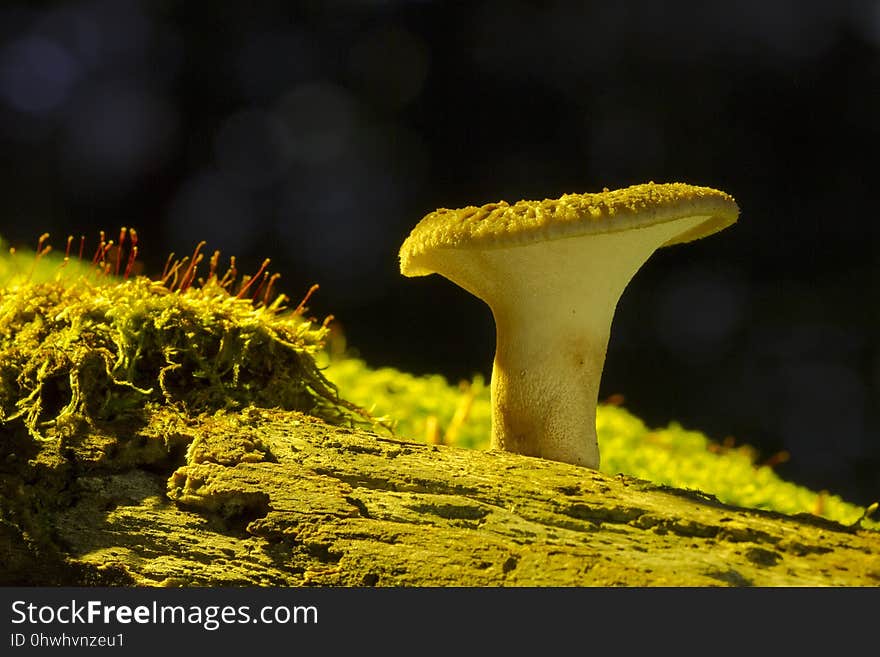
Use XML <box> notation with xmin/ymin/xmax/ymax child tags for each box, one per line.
<box><xmin>2</xmin><ymin>407</ymin><xmax>878</xmax><ymax>586</ymax></box>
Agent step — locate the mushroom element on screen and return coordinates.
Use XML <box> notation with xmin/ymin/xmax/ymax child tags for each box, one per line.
<box><xmin>398</xmin><ymin>182</ymin><xmax>739</xmax><ymax>468</ymax></box>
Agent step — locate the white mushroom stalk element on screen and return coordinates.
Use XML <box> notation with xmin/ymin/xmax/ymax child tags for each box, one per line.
<box><xmin>399</xmin><ymin>183</ymin><xmax>739</xmax><ymax>469</ymax></box>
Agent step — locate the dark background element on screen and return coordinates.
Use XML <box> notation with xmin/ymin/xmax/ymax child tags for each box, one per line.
<box><xmin>1</xmin><ymin>1</ymin><xmax>878</xmax><ymax>506</ymax></box>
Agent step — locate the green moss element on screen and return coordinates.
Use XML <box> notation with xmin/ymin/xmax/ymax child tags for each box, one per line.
<box><xmin>320</xmin><ymin>356</ymin><xmax>490</xmax><ymax>449</ymax></box>
<box><xmin>322</xmin><ymin>357</ymin><xmax>879</xmax><ymax>529</ymax></box>
<box><xmin>0</xmin><ymin>236</ymin><xmax>97</xmax><ymax>286</ymax></box>
<box><xmin>0</xmin><ymin>239</ymin><xmax>369</xmax><ymax>442</ymax></box>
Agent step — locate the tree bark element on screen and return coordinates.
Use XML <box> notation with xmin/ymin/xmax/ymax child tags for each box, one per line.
<box><xmin>2</xmin><ymin>407</ymin><xmax>878</xmax><ymax>586</ymax></box>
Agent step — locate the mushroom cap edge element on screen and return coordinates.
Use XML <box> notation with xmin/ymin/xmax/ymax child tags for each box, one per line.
<box><xmin>399</xmin><ymin>181</ymin><xmax>739</xmax><ymax>277</ymax></box>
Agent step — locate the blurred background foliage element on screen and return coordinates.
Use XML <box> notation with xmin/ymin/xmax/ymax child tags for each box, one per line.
<box><xmin>0</xmin><ymin>1</ymin><xmax>878</xmax><ymax>506</ymax></box>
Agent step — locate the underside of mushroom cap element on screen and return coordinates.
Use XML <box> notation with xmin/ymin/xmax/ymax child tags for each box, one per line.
<box><xmin>399</xmin><ymin>182</ymin><xmax>739</xmax><ymax>277</ymax></box>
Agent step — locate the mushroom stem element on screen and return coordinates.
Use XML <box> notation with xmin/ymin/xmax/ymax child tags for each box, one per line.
<box><xmin>489</xmin><ymin>291</ymin><xmax>613</xmax><ymax>467</ymax></box>
<box><xmin>447</xmin><ymin>214</ymin><xmax>711</xmax><ymax>468</ymax></box>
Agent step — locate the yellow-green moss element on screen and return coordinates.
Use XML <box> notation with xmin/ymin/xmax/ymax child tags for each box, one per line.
<box><xmin>0</xmin><ymin>236</ymin><xmax>97</xmax><ymax>286</ymax></box>
<box><xmin>0</xmin><ymin>240</ymin><xmax>368</xmax><ymax>441</ymax></box>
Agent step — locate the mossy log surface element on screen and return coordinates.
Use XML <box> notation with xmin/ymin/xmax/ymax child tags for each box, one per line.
<box><xmin>2</xmin><ymin>407</ymin><xmax>878</xmax><ymax>586</ymax></box>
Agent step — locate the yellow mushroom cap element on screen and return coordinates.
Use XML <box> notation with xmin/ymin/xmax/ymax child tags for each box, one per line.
<box><xmin>399</xmin><ymin>182</ymin><xmax>739</xmax><ymax>277</ymax></box>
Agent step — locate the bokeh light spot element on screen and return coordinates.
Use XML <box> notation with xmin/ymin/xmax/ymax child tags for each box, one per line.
<box><xmin>348</xmin><ymin>23</ymin><xmax>429</xmax><ymax>110</ymax></box>
<box><xmin>0</xmin><ymin>36</ymin><xmax>80</xmax><ymax>114</ymax></box>
<box><xmin>166</xmin><ymin>171</ymin><xmax>260</xmax><ymax>255</ymax></box>
<box><xmin>275</xmin><ymin>82</ymin><xmax>357</xmax><ymax>164</ymax></box>
<box><xmin>653</xmin><ymin>267</ymin><xmax>749</xmax><ymax>363</ymax></box>
<box><xmin>214</xmin><ymin>109</ymin><xmax>291</xmax><ymax>189</ymax></box>
<box><xmin>60</xmin><ymin>83</ymin><xmax>177</xmax><ymax>195</ymax></box>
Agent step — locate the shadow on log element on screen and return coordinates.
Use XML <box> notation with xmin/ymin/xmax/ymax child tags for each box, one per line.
<box><xmin>2</xmin><ymin>407</ymin><xmax>878</xmax><ymax>586</ymax></box>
